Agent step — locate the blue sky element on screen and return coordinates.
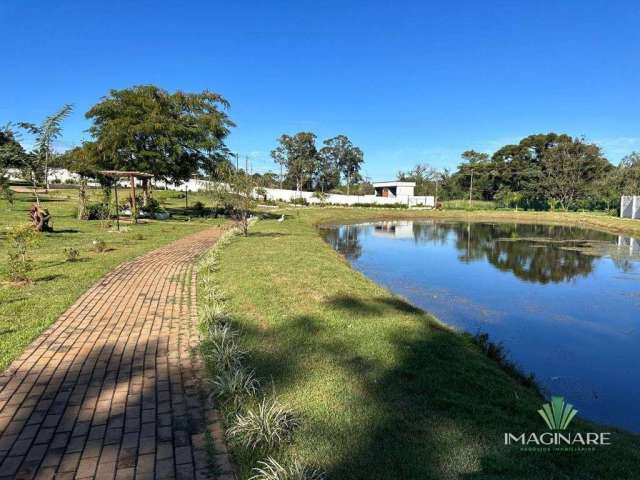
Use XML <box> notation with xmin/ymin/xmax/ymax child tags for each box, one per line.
<box><xmin>1</xmin><ymin>0</ymin><xmax>639</xmax><ymax>180</ymax></box>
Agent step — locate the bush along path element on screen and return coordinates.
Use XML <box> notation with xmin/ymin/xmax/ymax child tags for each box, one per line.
<box><xmin>0</xmin><ymin>227</ymin><xmax>233</xmax><ymax>480</ymax></box>
<box><xmin>197</xmin><ymin>223</ymin><xmax>326</xmax><ymax>480</ymax></box>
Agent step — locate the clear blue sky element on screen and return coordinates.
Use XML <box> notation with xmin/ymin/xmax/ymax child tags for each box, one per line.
<box><xmin>2</xmin><ymin>0</ymin><xmax>639</xmax><ymax>180</ymax></box>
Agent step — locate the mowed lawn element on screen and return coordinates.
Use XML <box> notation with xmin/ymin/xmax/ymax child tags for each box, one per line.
<box><xmin>0</xmin><ymin>188</ymin><xmax>222</xmax><ymax>371</ymax></box>
<box><xmin>216</xmin><ymin>208</ymin><xmax>640</xmax><ymax>479</ymax></box>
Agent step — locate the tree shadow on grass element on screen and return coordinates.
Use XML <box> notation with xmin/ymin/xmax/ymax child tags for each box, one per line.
<box><xmin>47</xmin><ymin>229</ymin><xmax>80</xmax><ymax>234</ymax></box>
<box><xmin>34</xmin><ymin>274</ymin><xmax>66</xmax><ymax>283</ymax></box>
<box><xmin>235</xmin><ymin>294</ymin><xmax>640</xmax><ymax>480</ymax></box>
<box><xmin>247</xmin><ymin>232</ymin><xmax>290</xmax><ymax>238</ymax></box>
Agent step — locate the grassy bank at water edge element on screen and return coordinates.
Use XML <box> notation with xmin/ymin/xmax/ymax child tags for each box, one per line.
<box><xmin>212</xmin><ymin>207</ymin><xmax>640</xmax><ymax>479</ymax></box>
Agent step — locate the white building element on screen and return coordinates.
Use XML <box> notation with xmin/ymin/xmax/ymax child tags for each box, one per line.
<box><xmin>621</xmin><ymin>196</ymin><xmax>640</xmax><ymax>219</ymax></box>
<box><xmin>373</xmin><ymin>181</ymin><xmax>416</xmax><ymax>198</ymax></box>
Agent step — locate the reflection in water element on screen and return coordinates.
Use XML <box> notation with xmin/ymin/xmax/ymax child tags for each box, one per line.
<box><xmin>324</xmin><ymin>221</ymin><xmax>626</xmax><ymax>284</ymax></box>
<box><xmin>321</xmin><ymin>221</ymin><xmax>640</xmax><ymax>432</ymax></box>
<box><xmin>322</xmin><ymin>225</ymin><xmax>363</xmax><ymax>261</ymax></box>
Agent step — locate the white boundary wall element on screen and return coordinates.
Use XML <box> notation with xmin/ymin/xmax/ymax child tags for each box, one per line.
<box><xmin>259</xmin><ymin>188</ymin><xmax>434</xmax><ymax>207</ymax></box>
<box><xmin>620</xmin><ymin>196</ymin><xmax>640</xmax><ymax>219</ymax></box>
<box><xmin>160</xmin><ymin>181</ymin><xmax>435</xmax><ymax>207</ymax></box>
<box><xmin>6</xmin><ymin>169</ymin><xmax>434</xmax><ymax>208</ymax></box>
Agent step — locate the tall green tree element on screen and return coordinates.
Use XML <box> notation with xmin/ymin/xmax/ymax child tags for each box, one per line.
<box><xmin>18</xmin><ymin>104</ymin><xmax>73</xmax><ymax>193</ymax></box>
<box><xmin>397</xmin><ymin>164</ymin><xmax>441</xmax><ymax>196</ymax></box>
<box><xmin>456</xmin><ymin>150</ymin><xmax>493</xmax><ymax>201</ymax></box>
<box><xmin>537</xmin><ymin>138</ymin><xmax>610</xmax><ymax>210</ymax></box>
<box><xmin>62</xmin><ymin>142</ymin><xmax>102</xmax><ymax>219</ymax></box>
<box><xmin>491</xmin><ymin>133</ymin><xmax>573</xmax><ymax>206</ymax></box>
<box><xmin>0</xmin><ymin>125</ymin><xmax>27</xmax><ymax>171</ymax></box>
<box><xmin>315</xmin><ymin>146</ymin><xmax>341</xmax><ymax>192</ymax></box>
<box><xmin>271</xmin><ymin>132</ymin><xmax>318</xmax><ymax>192</ymax></box>
<box><xmin>85</xmin><ymin>85</ymin><xmax>234</xmax><ymax>194</ymax></box>
<box><xmin>321</xmin><ymin>135</ymin><xmax>363</xmax><ymax>195</ymax></box>
<box><xmin>617</xmin><ymin>152</ymin><xmax>640</xmax><ymax>194</ymax></box>
<box><xmin>0</xmin><ymin>126</ymin><xmax>26</xmax><ymax>206</ymax></box>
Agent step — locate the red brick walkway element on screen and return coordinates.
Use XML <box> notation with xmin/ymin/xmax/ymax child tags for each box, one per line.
<box><xmin>0</xmin><ymin>228</ymin><xmax>232</xmax><ymax>480</ymax></box>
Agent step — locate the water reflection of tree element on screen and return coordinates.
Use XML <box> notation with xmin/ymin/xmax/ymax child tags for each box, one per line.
<box><xmin>322</xmin><ymin>226</ymin><xmax>363</xmax><ymax>261</ymax></box>
<box><xmin>429</xmin><ymin>222</ymin><xmax>612</xmax><ymax>284</ymax></box>
<box><xmin>325</xmin><ymin>222</ymin><xmax>626</xmax><ymax>285</ymax></box>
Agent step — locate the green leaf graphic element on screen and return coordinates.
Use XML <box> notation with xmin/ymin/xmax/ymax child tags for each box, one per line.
<box><xmin>538</xmin><ymin>397</ymin><xmax>578</xmax><ymax>430</ymax></box>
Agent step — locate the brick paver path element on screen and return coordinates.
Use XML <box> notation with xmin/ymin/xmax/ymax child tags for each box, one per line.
<box><xmin>0</xmin><ymin>228</ymin><xmax>234</xmax><ymax>480</ymax></box>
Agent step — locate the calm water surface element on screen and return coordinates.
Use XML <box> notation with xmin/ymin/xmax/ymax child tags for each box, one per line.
<box><xmin>321</xmin><ymin>220</ymin><xmax>640</xmax><ymax>432</ymax></box>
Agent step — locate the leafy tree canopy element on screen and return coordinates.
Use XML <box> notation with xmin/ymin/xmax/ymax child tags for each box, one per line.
<box><xmin>86</xmin><ymin>85</ymin><xmax>234</xmax><ymax>184</ymax></box>
<box><xmin>0</xmin><ymin>125</ymin><xmax>27</xmax><ymax>171</ymax></box>
<box><xmin>271</xmin><ymin>132</ymin><xmax>318</xmax><ymax>191</ymax></box>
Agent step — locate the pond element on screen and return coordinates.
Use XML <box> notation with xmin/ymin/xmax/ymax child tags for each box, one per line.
<box><xmin>321</xmin><ymin>220</ymin><xmax>640</xmax><ymax>433</ymax></box>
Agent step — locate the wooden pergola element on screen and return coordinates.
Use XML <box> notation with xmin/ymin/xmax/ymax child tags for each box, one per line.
<box><xmin>99</xmin><ymin>170</ymin><xmax>154</xmax><ymax>230</ymax></box>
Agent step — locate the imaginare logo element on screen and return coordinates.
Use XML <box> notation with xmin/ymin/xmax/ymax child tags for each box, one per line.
<box><xmin>504</xmin><ymin>396</ymin><xmax>612</xmax><ymax>452</ymax></box>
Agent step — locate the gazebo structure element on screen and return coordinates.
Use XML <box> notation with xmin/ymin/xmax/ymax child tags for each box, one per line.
<box><xmin>99</xmin><ymin>170</ymin><xmax>154</xmax><ymax>230</ymax></box>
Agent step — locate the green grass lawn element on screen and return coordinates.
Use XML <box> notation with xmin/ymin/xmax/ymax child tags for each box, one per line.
<box><xmin>441</xmin><ymin>199</ymin><xmax>498</xmax><ymax>210</ymax></box>
<box><xmin>215</xmin><ymin>207</ymin><xmax>640</xmax><ymax>479</ymax></box>
<box><xmin>0</xmin><ymin>188</ymin><xmax>222</xmax><ymax>370</ymax></box>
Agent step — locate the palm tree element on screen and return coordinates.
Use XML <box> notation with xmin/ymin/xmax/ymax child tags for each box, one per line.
<box><xmin>19</xmin><ymin>104</ymin><xmax>73</xmax><ymax>198</ymax></box>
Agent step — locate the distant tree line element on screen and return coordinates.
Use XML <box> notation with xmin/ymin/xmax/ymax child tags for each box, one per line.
<box><xmin>270</xmin><ymin>132</ymin><xmax>366</xmax><ymax>194</ymax></box>
<box><xmin>397</xmin><ymin>133</ymin><xmax>640</xmax><ymax>211</ymax></box>
<box><xmin>3</xmin><ymin>89</ymin><xmax>639</xmax><ymax>214</ymax></box>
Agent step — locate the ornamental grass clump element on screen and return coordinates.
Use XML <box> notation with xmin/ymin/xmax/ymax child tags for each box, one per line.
<box><xmin>211</xmin><ymin>366</ymin><xmax>259</xmax><ymax>407</ymax></box>
<box><xmin>250</xmin><ymin>457</ymin><xmax>326</xmax><ymax>480</ymax></box>
<box><xmin>199</xmin><ymin>301</ymin><xmax>231</xmax><ymax>327</ymax></box>
<box><xmin>199</xmin><ymin>254</ymin><xmax>220</xmax><ymax>275</ymax></box>
<box><xmin>201</xmin><ymin>275</ymin><xmax>225</xmax><ymax>301</ymax></box>
<box><xmin>227</xmin><ymin>397</ymin><xmax>300</xmax><ymax>451</ymax></box>
<box><xmin>204</xmin><ymin>321</ymin><xmax>238</xmax><ymax>344</ymax></box>
<box><xmin>204</xmin><ymin>327</ymin><xmax>246</xmax><ymax>372</ymax></box>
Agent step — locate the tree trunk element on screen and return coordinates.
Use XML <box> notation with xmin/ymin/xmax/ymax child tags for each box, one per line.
<box><xmin>44</xmin><ymin>151</ymin><xmax>50</xmax><ymax>193</ymax></box>
<box><xmin>30</xmin><ymin>204</ymin><xmax>52</xmax><ymax>232</ymax></box>
<box><xmin>78</xmin><ymin>177</ymin><xmax>88</xmax><ymax>220</ymax></box>
<box><xmin>31</xmin><ymin>174</ymin><xmax>40</xmax><ymax>206</ymax></box>
<box><xmin>142</xmin><ymin>178</ymin><xmax>149</xmax><ymax>206</ymax></box>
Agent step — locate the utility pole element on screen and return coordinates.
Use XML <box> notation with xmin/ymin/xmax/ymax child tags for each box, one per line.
<box><xmin>280</xmin><ymin>163</ymin><xmax>283</xmax><ymax>189</ymax></box>
<box><xmin>245</xmin><ymin>155</ymin><xmax>248</xmax><ymax>173</ymax></box>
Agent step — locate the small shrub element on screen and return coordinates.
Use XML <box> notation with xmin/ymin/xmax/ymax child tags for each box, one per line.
<box><xmin>144</xmin><ymin>197</ymin><xmax>162</xmax><ymax>213</ymax></box>
<box><xmin>7</xmin><ymin>252</ymin><xmax>33</xmax><ymax>283</ymax></box>
<box><xmin>192</xmin><ymin>201</ymin><xmax>206</xmax><ymax>216</ymax></box>
<box><xmin>5</xmin><ymin>224</ymin><xmax>38</xmax><ymax>282</ymax></box>
<box><xmin>250</xmin><ymin>457</ymin><xmax>326</xmax><ymax>480</ymax></box>
<box><xmin>1</xmin><ymin>177</ymin><xmax>15</xmax><ymax>207</ymax></box>
<box><xmin>211</xmin><ymin>366</ymin><xmax>259</xmax><ymax>407</ymax></box>
<box><xmin>63</xmin><ymin>247</ymin><xmax>80</xmax><ymax>262</ymax></box>
<box><xmin>92</xmin><ymin>239</ymin><xmax>107</xmax><ymax>253</ymax></box>
<box><xmin>85</xmin><ymin>202</ymin><xmax>110</xmax><ymax>220</ymax></box>
<box><xmin>227</xmin><ymin>397</ymin><xmax>299</xmax><ymax>451</ymax></box>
